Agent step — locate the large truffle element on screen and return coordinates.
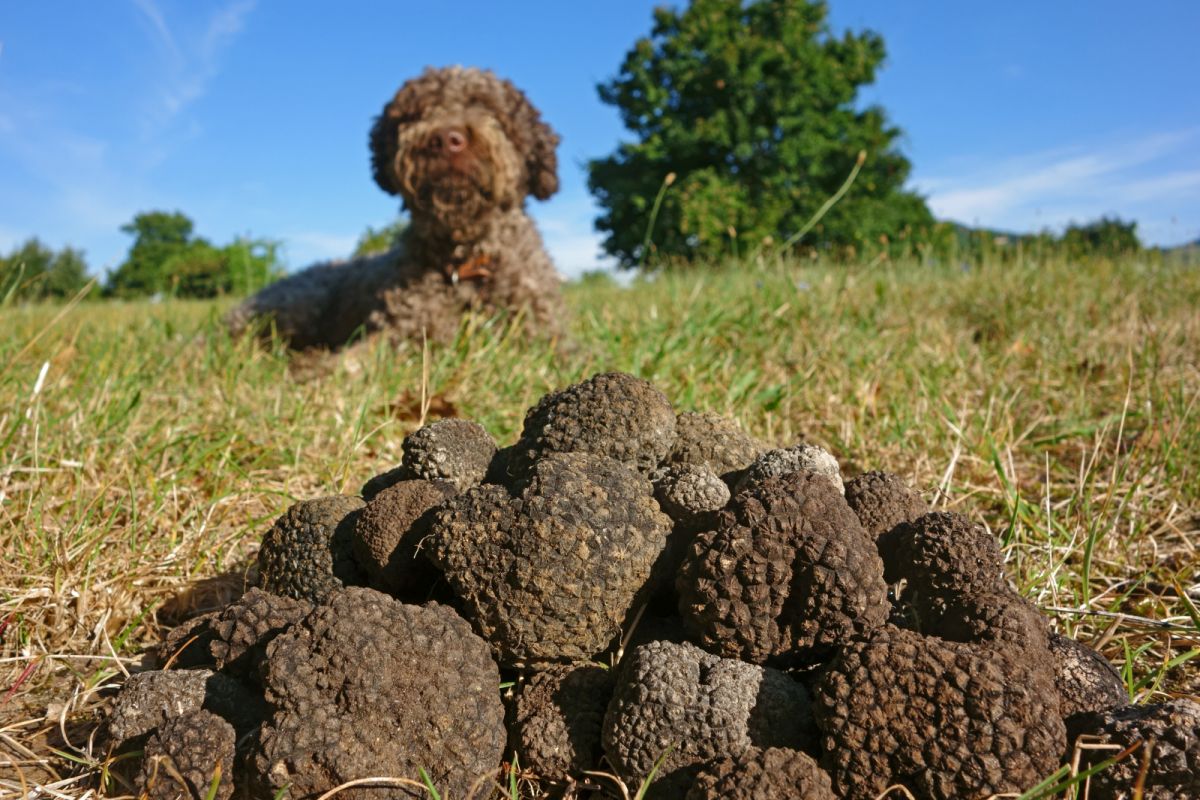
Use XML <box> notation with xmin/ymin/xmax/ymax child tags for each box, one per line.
<box><xmin>843</xmin><ymin>470</ymin><xmax>928</xmax><ymax>557</ymax></box>
<box><xmin>253</xmin><ymin>587</ymin><xmax>505</xmax><ymax>799</ymax></box>
<box><xmin>512</xmin><ymin>372</ymin><xmax>676</xmax><ymax>476</ymax></box>
<box><xmin>509</xmin><ymin>664</ymin><xmax>614</xmax><ymax>782</ymax></box>
<box><xmin>603</xmin><ymin>640</ymin><xmax>815</xmax><ymax>797</ymax></box>
<box><xmin>1072</xmin><ymin>699</ymin><xmax>1200</xmax><ymax>799</ymax></box>
<box><xmin>351</xmin><ymin>479</ymin><xmax>457</xmax><ymax>596</ymax></box>
<box><xmin>137</xmin><ymin>710</ymin><xmax>236</xmax><ymax>800</ymax></box>
<box><xmin>677</xmin><ymin>471</ymin><xmax>888</xmax><ymax>665</ymax></box>
<box><xmin>663</xmin><ymin>411</ymin><xmax>765</xmax><ymax>480</ymax></box>
<box><xmin>208</xmin><ymin>588</ymin><xmax>313</xmax><ymax>682</ymax></box>
<box><xmin>886</xmin><ymin>510</ymin><xmax>1006</xmax><ymax>594</ymax></box>
<box><xmin>735</xmin><ymin>443</ymin><xmax>843</xmax><ymax>494</ymax></box>
<box><xmin>686</xmin><ymin>747</ymin><xmax>835</xmax><ymax>800</ymax></box>
<box><xmin>1049</xmin><ymin>632</ymin><xmax>1129</xmax><ymax>722</ymax></box>
<box><xmin>814</xmin><ymin>625</ymin><xmax>1066</xmax><ymax>800</ymax></box>
<box><xmin>401</xmin><ymin>418</ymin><xmax>497</xmax><ymax>491</ymax></box>
<box><xmin>256</xmin><ymin>495</ymin><xmax>366</xmax><ymax>603</ymax></box>
<box><xmin>427</xmin><ymin>451</ymin><xmax>670</xmax><ymax>666</ymax></box>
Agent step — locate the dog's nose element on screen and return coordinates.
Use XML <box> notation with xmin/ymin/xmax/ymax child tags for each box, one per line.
<box><xmin>430</xmin><ymin>127</ymin><xmax>468</xmax><ymax>154</ymax></box>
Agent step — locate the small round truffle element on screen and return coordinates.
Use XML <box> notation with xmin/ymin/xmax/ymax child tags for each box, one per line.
<box><xmin>401</xmin><ymin>418</ymin><xmax>497</xmax><ymax>491</ymax></box>
<box><xmin>677</xmin><ymin>471</ymin><xmax>888</xmax><ymax>665</ymax></box>
<box><xmin>653</xmin><ymin>463</ymin><xmax>730</xmax><ymax>528</ymax></box>
<box><xmin>256</xmin><ymin>495</ymin><xmax>366</xmax><ymax>603</ymax></box>
<box><xmin>254</xmin><ymin>587</ymin><xmax>505</xmax><ymax>800</ymax></box>
<box><xmin>138</xmin><ymin>710</ymin><xmax>236</xmax><ymax>800</ymax></box>
<box><xmin>843</xmin><ymin>470</ymin><xmax>928</xmax><ymax>558</ymax></box>
<box><xmin>351</xmin><ymin>479</ymin><xmax>457</xmax><ymax>596</ymax></box>
<box><xmin>1073</xmin><ymin>699</ymin><xmax>1200</xmax><ymax>799</ymax></box>
<box><xmin>107</xmin><ymin>669</ymin><xmax>256</xmax><ymax>746</ymax></box>
<box><xmin>155</xmin><ymin>611</ymin><xmax>220</xmax><ymax>670</ymax></box>
<box><xmin>886</xmin><ymin>510</ymin><xmax>1006</xmax><ymax>594</ymax></box>
<box><xmin>686</xmin><ymin>747</ymin><xmax>836</xmax><ymax>800</ymax></box>
<box><xmin>360</xmin><ymin>465</ymin><xmax>408</xmax><ymax>501</ymax></box>
<box><xmin>603</xmin><ymin>640</ymin><xmax>815</xmax><ymax>797</ymax></box>
<box><xmin>735</xmin><ymin>443</ymin><xmax>844</xmax><ymax>494</ymax></box>
<box><xmin>1049</xmin><ymin>632</ymin><xmax>1129</xmax><ymax>721</ymax></box>
<box><xmin>814</xmin><ymin>626</ymin><xmax>1066</xmax><ymax>800</ymax></box>
<box><xmin>513</xmin><ymin>372</ymin><xmax>676</xmax><ymax>476</ymax></box>
<box><xmin>208</xmin><ymin>588</ymin><xmax>313</xmax><ymax>682</ymax></box>
<box><xmin>427</xmin><ymin>451</ymin><xmax>671</xmax><ymax>666</ymax></box>
<box><xmin>510</xmin><ymin>664</ymin><xmax>615</xmax><ymax>782</ymax></box>
<box><xmin>663</xmin><ymin>411</ymin><xmax>765</xmax><ymax>479</ymax></box>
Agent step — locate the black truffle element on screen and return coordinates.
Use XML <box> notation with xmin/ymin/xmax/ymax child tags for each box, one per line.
<box><xmin>843</xmin><ymin>470</ymin><xmax>929</xmax><ymax>558</ymax></box>
<box><xmin>886</xmin><ymin>510</ymin><xmax>1006</xmax><ymax>594</ymax></box>
<box><xmin>685</xmin><ymin>747</ymin><xmax>836</xmax><ymax>800</ymax></box>
<box><xmin>603</xmin><ymin>640</ymin><xmax>815</xmax><ymax>797</ymax></box>
<box><xmin>208</xmin><ymin>588</ymin><xmax>313</xmax><ymax>682</ymax></box>
<box><xmin>1073</xmin><ymin>699</ymin><xmax>1200</xmax><ymax>799</ymax></box>
<box><xmin>351</xmin><ymin>479</ymin><xmax>457</xmax><ymax>596</ymax></box>
<box><xmin>652</xmin><ymin>463</ymin><xmax>730</xmax><ymax>529</ymax></box>
<box><xmin>663</xmin><ymin>411</ymin><xmax>765</xmax><ymax>480</ymax></box>
<box><xmin>1049</xmin><ymin>632</ymin><xmax>1129</xmax><ymax>722</ymax></box>
<box><xmin>427</xmin><ymin>451</ymin><xmax>670</xmax><ymax>666</ymax></box>
<box><xmin>677</xmin><ymin>471</ymin><xmax>889</xmax><ymax>665</ymax></box>
<box><xmin>734</xmin><ymin>443</ymin><xmax>843</xmax><ymax>494</ymax></box>
<box><xmin>814</xmin><ymin>625</ymin><xmax>1066</xmax><ymax>800</ymax></box>
<box><xmin>253</xmin><ymin>587</ymin><xmax>505</xmax><ymax>800</ymax></box>
<box><xmin>509</xmin><ymin>663</ymin><xmax>615</xmax><ymax>782</ymax></box>
<box><xmin>107</xmin><ymin>669</ymin><xmax>256</xmax><ymax>746</ymax></box>
<box><xmin>512</xmin><ymin>372</ymin><xmax>676</xmax><ymax>476</ymax></box>
<box><xmin>401</xmin><ymin>418</ymin><xmax>497</xmax><ymax>491</ymax></box>
<box><xmin>155</xmin><ymin>611</ymin><xmax>220</xmax><ymax>670</ymax></box>
<box><xmin>256</xmin><ymin>495</ymin><xmax>366</xmax><ymax>603</ymax></box>
<box><xmin>137</xmin><ymin>709</ymin><xmax>236</xmax><ymax>800</ymax></box>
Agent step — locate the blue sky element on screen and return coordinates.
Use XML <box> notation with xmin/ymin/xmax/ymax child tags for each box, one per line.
<box><xmin>1</xmin><ymin>2</ymin><xmax>1197</xmax><ymax>279</ymax></box>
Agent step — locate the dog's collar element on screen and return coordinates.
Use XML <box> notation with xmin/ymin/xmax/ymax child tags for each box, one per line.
<box><xmin>445</xmin><ymin>254</ymin><xmax>493</xmax><ymax>285</ymax></box>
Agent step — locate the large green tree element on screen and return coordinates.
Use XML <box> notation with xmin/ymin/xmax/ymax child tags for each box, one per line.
<box><xmin>1</xmin><ymin>238</ymin><xmax>91</xmax><ymax>302</ymax></box>
<box><xmin>588</xmin><ymin>0</ymin><xmax>935</xmax><ymax>267</ymax></box>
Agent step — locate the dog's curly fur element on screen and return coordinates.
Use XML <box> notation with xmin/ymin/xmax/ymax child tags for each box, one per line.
<box><xmin>227</xmin><ymin>67</ymin><xmax>565</xmax><ymax>350</ymax></box>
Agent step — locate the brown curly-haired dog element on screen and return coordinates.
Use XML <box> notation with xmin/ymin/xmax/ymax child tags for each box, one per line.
<box><xmin>227</xmin><ymin>66</ymin><xmax>565</xmax><ymax>350</ymax></box>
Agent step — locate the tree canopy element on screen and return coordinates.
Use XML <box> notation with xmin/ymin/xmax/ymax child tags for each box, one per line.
<box><xmin>587</xmin><ymin>0</ymin><xmax>936</xmax><ymax>267</ymax></box>
<box><xmin>1</xmin><ymin>238</ymin><xmax>91</xmax><ymax>302</ymax></box>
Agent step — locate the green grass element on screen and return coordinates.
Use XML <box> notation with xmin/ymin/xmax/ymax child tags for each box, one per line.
<box><xmin>1</xmin><ymin>253</ymin><xmax>1197</xmax><ymax>795</ymax></box>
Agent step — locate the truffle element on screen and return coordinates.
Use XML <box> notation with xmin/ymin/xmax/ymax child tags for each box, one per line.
<box><xmin>254</xmin><ymin>587</ymin><xmax>505</xmax><ymax>800</ymax></box>
<box><xmin>351</xmin><ymin>479</ymin><xmax>457</xmax><ymax>596</ymax></box>
<box><xmin>208</xmin><ymin>588</ymin><xmax>313</xmax><ymax>682</ymax></box>
<box><xmin>735</xmin><ymin>443</ymin><xmax>843</xmax><ymax>494</ymax></box>
<box><xmin>886</xmin><ymin>510</ymin><xmax>1006</xmax><ymax>594</ymax></box>
<box><xmin>923</xmin><ymin>587</ymin><xmax>1052</xmax><ymax>654</ymax></box>
<box><xmin>652</xmin><ymin>463</ymin><xmax>730</xmax><ymax>529</ymax></box>
<box><xmin>685</xmin><ymin>747</ymin><xmax>836</xmax><ymax>800</ymax></box>
<box><xmin>427</xmin><ymin>451</ymin><xmax>670</xmax><ymax>666</ymax></box>
<box><xmin>361</xmin><ymin>465</ymin><xmax>408</xmax><ymax>501</ymax></box>
<box><xmin>677</xmin><ymin>471</ymin><xmax>889</xmax><ymax>665</ymax></box>
<box><xmin>107</xmin><ymin>669</ymin><xmax>256</xmax><ymax>746</ymax></box>
<box><xmin>512</xmin><ymin>372</ymin><xmax>676</xmax><ymax>476</ymax></box>
<box><xmin>256</xmin><ymin>495</ymin><xmax>366</xmax><ymax>603</ymax></box>
<box><xmin>401</xmin><ymin>418</ymin><xmax>497</xmax><ymax>491</ymax></box>
<box><xmin>663</xmin><ymin>411</ymin><xmax>765</xmax><ymax>480</ymax></box>
<box><xmin>1073</xmin><ymin>699</ymin><xmax>1200</xmax><ymax>799</ymax></box>
<box><xmin>814</xmin><ymin>625</ymin><xmax>1066</xmax><ymax>800</ymax></box>
<box><xmin>155</xmin><ymin>611</ymin><xmax>220</xmax><ymax>670</ymax></box>
<box><xmin>509</xmin><ymin>663</ymin><xmax>615</xmax><ymax>782</ymax></box>
<box><xmin>137</xmin><ymin>710</ymin><xmax>236</xmax><ymax>800</ymax></box>
<box><xmin>603</xmin><ymin>640</ymin><xmax>814</xmax><ymax>797</ymax></box>
<box><xmin>842</xmin><ymin>470</ymin><xmax>928</xmax><ymax>558</ymax></box>
<box><xmin>1049</xmin><ymin>632</ymin><xmax>1129</xmax><ymax>722</ymax></box>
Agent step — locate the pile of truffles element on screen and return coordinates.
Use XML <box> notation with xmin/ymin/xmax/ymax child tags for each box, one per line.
<box><xmin>108</xmin><ymin>372</ymin><xmax>1200</xmax><ymax>799</ymax></box>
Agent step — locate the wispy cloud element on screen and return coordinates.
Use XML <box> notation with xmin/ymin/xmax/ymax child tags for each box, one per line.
<box><xmin>533</xmin><ymin>194</ymin><xmax>616</xmax><ymax>278</ymax></box>
<box><xmin>917</xmin><ymin>129</ymin><xmax>1200</xmax><ymax>241</ymax></box>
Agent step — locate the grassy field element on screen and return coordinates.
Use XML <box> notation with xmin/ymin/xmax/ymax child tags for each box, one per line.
<box><xmin>1</xmin><ymin>253</ymin><xmax>1198</xmax><ymax>796</ymax></box>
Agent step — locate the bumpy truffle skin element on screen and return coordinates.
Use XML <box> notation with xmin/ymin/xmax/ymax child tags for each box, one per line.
<box><xmin>401</xmin><ymin>418</ymin><xmax>497</xmax><ymax>491</ymax></box>
<box><xmin>361</xmin><ymin>465</ymin><xmax>408</xmax><ymax>501</ymax></box>
<box><xmin>843</xmin><ymin>470</ymin><xmax>928</xmax><ymax>558</ymax></box>
<box><xmin>256</xmin><ymin>495</ymin><xmax>366</xmax><ymax>603</ymax></box>
<box><xmin>351</xmin><ymin>479</ymin><xmax>457</xmax><ymax>596</ymax></box>
<box><xmin>735</xmin><ymin>443</ymin><xmax>844</xmax><ymax>494</ymax></box>
<box><xmin>428</xmin><ymin>452</ymin><xmax>670</xmax><ymax>666</ymax></box>
<box><xmin>653</xmin><ymin>464</ymin><xmax>730</xmax><ymax>527</ymax></box>
<box><xmin>108</xmin><ymin>670</ymin><xmax>255</xmax><ymax>745</ymax></box>
<box><xmin>924</xmin><ymin>588</ymin><xmax>1052</xmax><ymax>653</ymax></box>
<box><xmin>814</xmin><ymin>626</ymin><xmax>1066</xmax><ymax>800</ymax></box>
<box><xmin>603</xmin><ymin>640</ymin><xmax>814</xmax><ymax>797</ymax></box>
<box><xmin>677</xmin><ymin>471</ymin><xmax>889</xmax><ymax>665</ymax></box>
<box><xmin>138</xmin><ymin>710</ymin><xmax>236</xmax><ymax>800</ymax></box>
<box><xmin>512</xmin><ymin>372</ymin><xmax>676</xmax><ymax>476</ymax></box>
<box><xmin>208</xmin><ymin>588</ymin><xmax>313</xmax><ymax>681</ymax></box>
<box><xmin>1048</xmin><ymin>632</ymin><xmax>1129</xmax><ymax>721</ymax></box>
<box><xmin>887</xmin><ymin>510</ymin><xmax>1006</xmax><ymax>594</ymax></box>
<box><xmin>663</xmin><ymin>411</ymin><xmax>765</xmax><ymax>479</ymax></box>
<box><xmin>685</xmin><ymin>747</ymin><xmax>835</xmax><ymax>800</ymax></box>
<box><xmin>1074</xmin><ymin>699</ymin><xmax>1200</xmax><ymax>799</ymax></box>
<box><xmin>510</xmin><ymin>664</ymin><xmax>615</xmax><ymax>782</ymax></box>
<box><xmin>254</xmin><ymin>587</ymin><xmax>505</xmax><ymax>800</ymax></box>
<box><xmin>155</xmin><ymin>611</ymin><xmax>220</xmax><ymax>670</ymax></box>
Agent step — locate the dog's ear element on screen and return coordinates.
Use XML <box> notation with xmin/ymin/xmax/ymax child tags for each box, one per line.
<box><xmin>369</xmin><ymin>102</ymin><xmax>404</xmax><ymax>196</ymax></box>
<box><xmin>496</xmin><ymin>77</ymin><xmax>560</xmax><ymax>201</ymax></box>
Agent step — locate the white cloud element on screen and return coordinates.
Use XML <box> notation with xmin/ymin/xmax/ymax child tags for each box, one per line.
<box><xmin>532</xmin><ymin>193</ymin><xmax>617</xmax><ymax>279</ymax></box>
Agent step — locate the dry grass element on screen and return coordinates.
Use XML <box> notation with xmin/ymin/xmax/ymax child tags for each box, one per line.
<box><xmin>1</xmin><ymin>253</ymin><xmax>1198</xmax><ymax>796</ymax></box>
